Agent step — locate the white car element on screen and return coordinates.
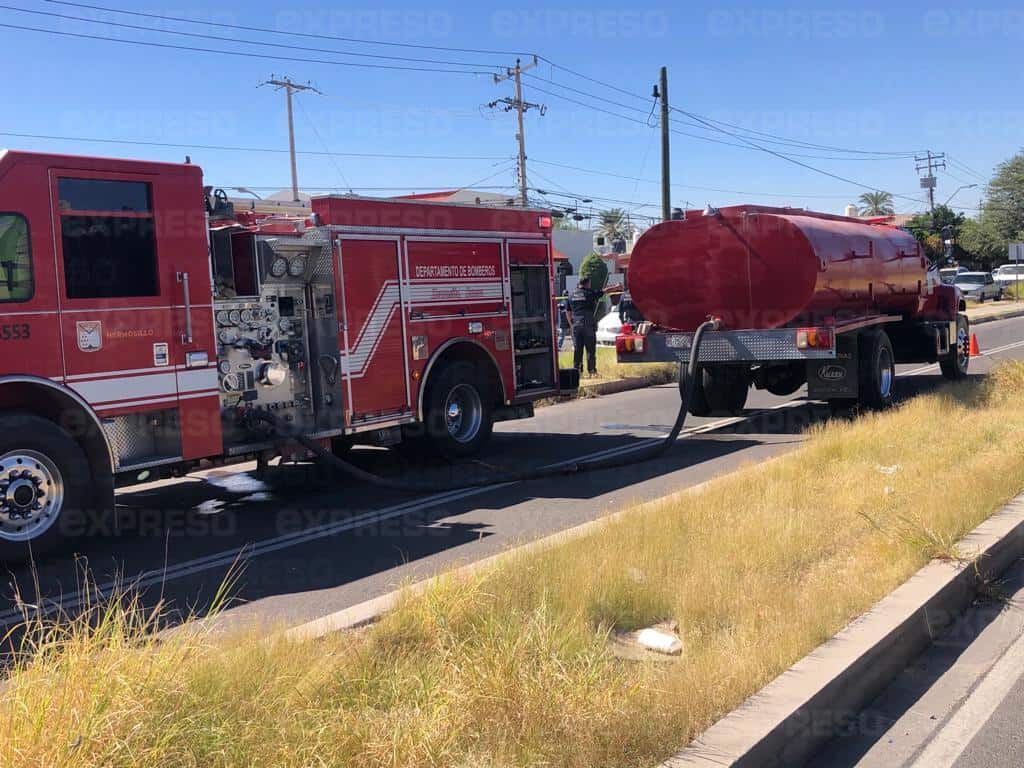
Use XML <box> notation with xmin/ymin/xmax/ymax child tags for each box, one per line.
<box><xmin>993</xmin><ymin>264</ymin><xmax>1024</xmax><ymax>286</ymax></box>
<box><xmin>596</xmin><ymin>312</ymin><xmax>623</xmax><ymax>346</ymax></box>
<box><xmin>954</xmin><ymin>272</ymin><xmax>1003</xmax><ymax>302</ymax></box>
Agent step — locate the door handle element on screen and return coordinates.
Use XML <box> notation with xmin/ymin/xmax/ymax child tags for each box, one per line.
<box><xmin>177</xmin><ymin>271</ymin><xmax>193</xmax><ymax>345</ymax></box>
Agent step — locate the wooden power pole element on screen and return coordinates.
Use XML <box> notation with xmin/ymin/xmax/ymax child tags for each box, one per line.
<box><xmin>262</xmin><ymin>75</ymin><xmax>321</xmax><ymax>202</ymax></box>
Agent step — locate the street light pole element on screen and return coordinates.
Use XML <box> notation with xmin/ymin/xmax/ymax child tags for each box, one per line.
<box><xmin>943</xmin><ymin>183</ymin><xmax>978</xmax><ymax>207</ymax></box>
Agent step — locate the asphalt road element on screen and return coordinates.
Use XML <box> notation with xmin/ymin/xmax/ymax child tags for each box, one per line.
<box><xmin>809</xmin><ymin>556</ymin><xmax>1024</xmax><ymax>768</ymax></box>
<box><xmin>2</xmin><ymin>315</ymin><xmax>1023</xmax><ymax>634</ymax></box>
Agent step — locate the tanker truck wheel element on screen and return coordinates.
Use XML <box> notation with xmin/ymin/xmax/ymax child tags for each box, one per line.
<box><xmin>940</xmin><ymin>315</ymin><xmax>970</xmax><ymax>381</ymax></box>
<box><xmin>857</xmin><ymin>329</ymin><xmax>896</xmax><ymax>410</ymax></box>
<box><xmin>685</xmin><ymin>365</ymin><xmax>712</xmax><ymax>417</ymax></box>
<box><xmin>0</xmin><ymin>412</ymin><xmax>94</xmax><ymax>564</ymax></box>
<box><xmin>703</xmin><ymin>366</ymin><xmax>749</xmax><ymax>415</ymax></box>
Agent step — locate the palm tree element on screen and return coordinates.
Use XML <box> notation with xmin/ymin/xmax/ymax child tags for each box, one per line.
<box><xmin>597</xmin><ymin>208</ymin><xmax>635</xmax><ymax>240</ymax></box>
<box><xmin>858</xmin><ymin>191</ymin><xmax>895</xmax><ymax>216</ymax></box>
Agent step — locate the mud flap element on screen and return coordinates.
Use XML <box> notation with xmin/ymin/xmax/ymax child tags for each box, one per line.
<box><xmin>807</xmin><ymin>333</ymin><xmax>858</xmax><ymax>400</ymax></box>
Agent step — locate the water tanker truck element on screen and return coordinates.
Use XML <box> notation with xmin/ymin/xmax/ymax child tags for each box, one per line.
<box><xmin>616</xmin><ymin>205</ymin><xmax>969</xmax><ymax>412</ymax></box>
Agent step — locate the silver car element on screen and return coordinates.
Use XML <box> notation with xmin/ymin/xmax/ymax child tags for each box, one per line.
<box><xmin>954</xmin><ymin>271</ymin><xmax>1003</xmax><ymax>302</ymax></box>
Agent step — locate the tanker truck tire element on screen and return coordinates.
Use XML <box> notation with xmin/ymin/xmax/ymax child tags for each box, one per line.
<box><xmin>0</xmin><ymin>412</ymin><xmax>94</xmax><ymax>564</ymax></box>
<box><xmin>703</xmin><ymin>366</ymin><xmax>749</xmax><ymax>415</ymax></box>
<box><xmin>857</xmin><ymin>329</ymin><xmax>895</xmax><ymax>410</ymax></box>
<box><xmin>422</xmin><ymin>362</ymin><xmax>494</xmax><ymax>460</ymax></box>
<box><xmin>686</xmin><ymin>365</ymin><xmax>712</xmax><ymax>417</ymax></box>
<box><xmin>940</xmin><ymin>315</ymin><xmax>970</xmax><ymax>381</ymax></box>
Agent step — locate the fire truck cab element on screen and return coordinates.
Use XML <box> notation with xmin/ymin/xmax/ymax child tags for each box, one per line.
<box><xmin>0</xmin><ymin>150</ymin><xmax>573</xmax><ymax>560</ymax></box>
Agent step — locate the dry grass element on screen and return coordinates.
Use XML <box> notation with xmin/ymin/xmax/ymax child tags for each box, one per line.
<box><xmin>5</xmin><ymin>363</ymin><xmax>1024</xmax><ymax>768</ymax></box>
<box><xmin>558</xmin><ymin>345</ymin><xmax>678</xmax><ymax>386</ymax></box>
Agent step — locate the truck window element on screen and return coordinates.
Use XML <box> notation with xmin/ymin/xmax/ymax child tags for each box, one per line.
<box><xmin>0</xmin><ymin>214</ymin><xmax>33</xmax><ymax>302</ymax></box>
<box><xmin>58</xmin><ymin>178</ymin><xmax>158</xmax><ymax>299</ymax></box>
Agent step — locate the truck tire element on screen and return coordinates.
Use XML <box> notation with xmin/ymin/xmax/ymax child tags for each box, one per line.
<box><xmin>703</xmin><ymin>366</ymin><xmax>749</xmax><ymax>415</ymax></box>
<box><xmin>0</xmin><ymin>412</ymin><xmax>95</xmax><ymax>563</ymax></box>
<box><xmin>685</xmin><ymin>365</ymin><xmax>712</xmax><ymax>417</ymax></box>
<box><xmin>857</xmin><ymin>329</ymin><xmax>896</xmax><ymax>409</ymax></box>
<box><xmin>940</xmin><ymin>314</ymin><xmax>970</xmax><ymax>380</ymax></box>
<box><xmin>423</xmin><ymin>361</ymin><xmax>495</xmax><ymax>459</ymax></box>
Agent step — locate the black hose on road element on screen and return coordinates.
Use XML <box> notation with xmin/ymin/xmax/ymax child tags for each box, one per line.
<box><xmin>254</xmin><ymin>318</ymin><xmax>721</xmax><ymax>493</ymax></box>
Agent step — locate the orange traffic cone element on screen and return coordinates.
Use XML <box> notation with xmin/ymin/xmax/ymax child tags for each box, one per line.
<box><xmin>969</xmin><ymin>333</ymin><xmax>981</xmax><ymax>358</ymax></box>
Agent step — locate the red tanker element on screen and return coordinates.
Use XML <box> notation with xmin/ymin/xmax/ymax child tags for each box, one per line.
<box><xmin>628</xmin><ymin>205</ymin><xmax>930</xmax><ymax>331</ymax></box>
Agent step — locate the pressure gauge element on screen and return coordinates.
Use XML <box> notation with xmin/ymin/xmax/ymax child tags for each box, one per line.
<box><xmin>288</xmin><ymin>255</ymin><xmax>307</xmax><ymax>277</ymax></box>
<box><xmin>240</xmin><ymin>308</ymin><xmax>254</xmax><ymax>324</ymax></box>
<box><xmin>216</xmin><ymin>310</ymin><xmax>230</xmax><ymax>326</ymax></box>
<box><xmin>218</xmin><ymin>360</ymin><xmax>232</xmax><ymax>375</ymax></box>
<box><xmin>220</xmin><ymin>373</ymin><xmax>240</xmax><ymax>392</ymax></box>
<box><xmin>269</xmin><ymin>256</ymin><xmax>289</xmax><ymax>278</ymax></box>
<box><xmin>218</xmin><ymin>329</ymin><xmax>238</xmax><ymax>345</ymax></box>
<box><xmin>278</xmin><ymin>317</ymin><xmax>293</xmax><ymax>334</ymax></box>
<box><xmin>228</xmin><ymin>309</ymin><xmax>242</xmax><ymax>325</ymax></box>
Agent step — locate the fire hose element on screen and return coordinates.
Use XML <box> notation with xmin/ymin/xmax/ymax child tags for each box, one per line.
<box><xmin>252</xmin><ymin>318</ymin><xmax>721</xmax><ymax>493</ymax></box>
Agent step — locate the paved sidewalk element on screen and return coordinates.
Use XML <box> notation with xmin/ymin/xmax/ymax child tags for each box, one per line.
<box><xmin>966</xmin><ymin>301</ymin><xmax>1024</xmax><ymax>324</ymax></box>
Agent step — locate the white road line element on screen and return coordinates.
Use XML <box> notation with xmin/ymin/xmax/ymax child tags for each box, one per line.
<box><xmin>904</xmin><ymin>338</ymin><xmax>1024</xmax><ymax>377</ymax></box>
<box><xmin>0</xmin><ymin>430</ymin><xmax>727</xmax><ymax>626</ymax></box>
<box><xmin>910</xmin><ymin>624</ymin><xmax>1024</xmax><ymax>767</ymax></box>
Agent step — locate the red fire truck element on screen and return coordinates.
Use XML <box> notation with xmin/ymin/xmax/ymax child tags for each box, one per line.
<box><xmin>0</xmin><ymin>150</ymin><xmax>573</xmax><ymax>560</ymax></box>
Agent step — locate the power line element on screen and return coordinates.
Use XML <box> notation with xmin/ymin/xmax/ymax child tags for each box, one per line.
<box><xmin>0</xmin><ymin>131</ymin><xmax>509</xmax><ymax>161</ymax></box>
<box><xmin>4</xmin><ymin>4</ymin><xmax>504</xmax><ymax>69</ymax></box>
<box><xmin>533</xmin><ymin>58</ymin><xmax>922</xmax><ymax>157</ymax></box>
<box><xmin>43</xmin><ymin>0</ymin><xmax>534</xmax><ymax>56</ymax></box>
<box><xmin>0</xmin><ymin>21</ymin><xmax>501</xmax><ymax>75</ymax></box>
<box><xmin>530</xmin><ymin>158</ymin><xmax>914</xmax><ymax>200</ymax></box>
<box><xmin>525</xmin><ymin>78</ymin><xmax>923</xmax><ymax>162</ymax></box>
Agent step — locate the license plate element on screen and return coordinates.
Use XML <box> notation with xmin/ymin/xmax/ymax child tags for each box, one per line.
<box><xmin>665</xmin><ymin>334</ymin><xmax>691</xmax><ymax>349</ymax></box>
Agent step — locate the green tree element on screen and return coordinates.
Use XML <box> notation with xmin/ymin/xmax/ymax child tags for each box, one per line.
<box><xmin>958</xmin><ymin>217</ymin><xmax>1005</xmax><ymax>270</ymax></box>
<box><xmin>905</xmin><ymin>205</ymin><xmax>966</xmax><ymax>264</ymax></box>
<box><xmin>980</xmin><ymin>152</ymin><xmax>1024</xmax><ymax>247</ymax></box>
<box><xmin>579</xmin><ymin>252</ymin><xmax>609</xmax><ymax>289</ymax></box>
<box><xmin>596</xmin><ymin>208</ymin><xmax>635</xmax><ymax>241</ymax></box>
<box><xmin>858</xmin><ymin>191</ymin><xmax>895</xmax><ymax>216</ymax></box>
<box><xmin>578</xmin><ymin>252</ymin><xmax>610</xmax><ymax>319</ymax></box>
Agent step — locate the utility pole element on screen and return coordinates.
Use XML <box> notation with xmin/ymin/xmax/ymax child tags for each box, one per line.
<box><xmin>262</xmin><ymin>75</ymin><xmax>322</xmax><ymax>202</ymax></box>
<box><xmin>489</xmin><ymin>56</ymin><xmax>545</xmax><ymax>206</ymax></box>
<box><xmin>915</xmin><ymin>150</ymin><xmax>946</xmax><ymax>215</ymax></box>
<box><xmin>655</xmin><ymin>67</ymin><xmax>671</xmax><ymax>222</ymax></box>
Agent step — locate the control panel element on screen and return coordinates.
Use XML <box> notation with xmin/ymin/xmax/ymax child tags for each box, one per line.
<box><xmin>214</xmin><ymin>287</ymin><xmax>311</xmax><ymax>422</ymax></box>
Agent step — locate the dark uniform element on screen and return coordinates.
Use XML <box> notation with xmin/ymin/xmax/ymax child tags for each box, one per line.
<box><xmin>618</xmin><ymin>289</ymin><xmax>643</xmax><ymax>324</ymax></box>
<box><xmin>568</xmin><ymin>285</ymin><xmax>602</xmax><ymax>375</ymax></box>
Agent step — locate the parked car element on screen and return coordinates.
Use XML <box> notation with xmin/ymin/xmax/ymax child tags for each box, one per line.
<box><xmin>596</xmin><ymin>311</ymin><xmax>623</xmax><ymax>346</ymax></box>
<box><xmin>939</xmin><ymin>266</ymin><xmax>968</xmax><ymax>285</ymax></box>
<box><xmin>954</xmin><ymin>271</ymin><xmax>1003</xmax><ymax>302</ymax></box>
<box><xmin>993</xmin><ymin>263</ymin><xmax>1024</xmax><ymax>286</ymax></box>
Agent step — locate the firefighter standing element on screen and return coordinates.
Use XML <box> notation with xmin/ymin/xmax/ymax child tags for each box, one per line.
<box><xmin>566</xmin><ymin>276</ymin><xmax>614</xmax><ymax>377</ymax></box>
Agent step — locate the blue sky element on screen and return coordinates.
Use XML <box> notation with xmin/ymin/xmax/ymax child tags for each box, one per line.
<box><xmin>2</xmin><ymin>0</ymin><xmax>1019</xmax><ymax>220</ymax></box>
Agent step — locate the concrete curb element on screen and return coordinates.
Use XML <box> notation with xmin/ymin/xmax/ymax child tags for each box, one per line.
<box><xmin>585</xmin><ymin>375</ymin><xmax>661</xmax><ymax>396</ymax></box>
<box><xmin>660</xmin><ymin>492</ymin><xmax>1024</xmax><ymax>768</ymax></box>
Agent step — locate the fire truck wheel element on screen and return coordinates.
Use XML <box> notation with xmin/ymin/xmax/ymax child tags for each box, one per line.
<box><xmin>858</xmin><ymin>329</ymin><xmax>896</xmax><ymax>410</ymax></box>
<box><xmin>940</xmin><ymin>315</ymin><xmax>970</xmax><ymax>381</ymax></box>
<box><xmin>686</xmin><ymin>365</ymin><xmax>712</xmax><ymax>417</ymax></box>
<box><xmin>424</xmin><ymin>362</ymin><xmax>494</xmax><ymax>459</ymax></box>
<box><xmin>0</xmin><ymin>413</ymin><xmax>94</xmax><ymax>563</ymax></box>
<box><xmin>703</xmin><ymin>366</ymin><xmax>749</xmax><ymax>415</ymax></box>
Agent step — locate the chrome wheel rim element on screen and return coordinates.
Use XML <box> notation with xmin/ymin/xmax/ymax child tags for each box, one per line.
<box><xmin>444</xmin><ymin>384</ymin><xmax>483</xmax><ymax>444</ymax></box>
<box><xmin>0</xmin><ymin>450</ymin><xmax>64</xmax><ymax>542</ymax></box>
<box><xmin>956</xmin><ymin>326</ymin><xmax>969</xmax><ymax>371</ymax></box>
<box><xmin>878</xmin><ymin>346</ymin><xmax>894</xmax><ymax>398</ymax></box>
